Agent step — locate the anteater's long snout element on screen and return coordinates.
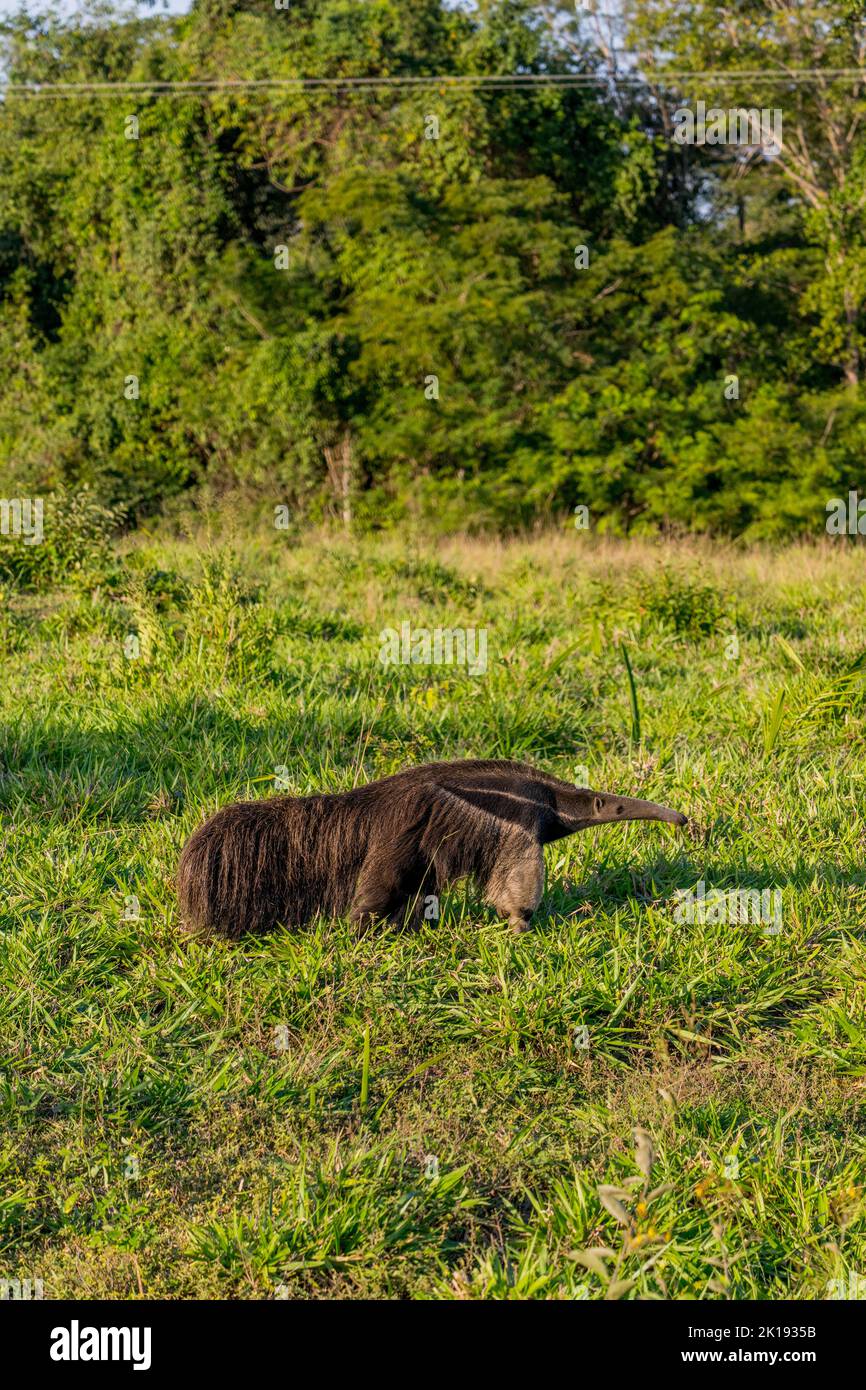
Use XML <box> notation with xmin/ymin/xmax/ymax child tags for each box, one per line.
<box><xmin>598</xmin><ymin>794</ymin><xmax>687</xmax><ymax>827</ymax></box>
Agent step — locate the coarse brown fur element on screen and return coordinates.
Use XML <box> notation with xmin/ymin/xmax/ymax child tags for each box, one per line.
<box><xmin>176</xmin><ymin>758</ymin><xmax>687</xmax><ymax>939</ymax></box>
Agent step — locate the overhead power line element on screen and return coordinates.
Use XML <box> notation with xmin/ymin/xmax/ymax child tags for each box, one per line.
<box><xmin>1</xmin><ymin>67</ymin><xmax>865</xmax><ymax>98</ymax></box>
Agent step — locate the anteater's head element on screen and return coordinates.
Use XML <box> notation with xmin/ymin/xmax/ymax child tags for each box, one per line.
<box><xmin>565</xmin><ymin>788</ymin><xmax>687</xmax><ymax>832</ymax></box>
<box><xmin>589</xmin><ymin>790</ymin><xmax>686</xmax><ymax>827</ymax></box>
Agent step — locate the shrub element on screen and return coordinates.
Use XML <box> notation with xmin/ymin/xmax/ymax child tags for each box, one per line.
<box><xmin>0</xmin><ymin>486</ymin><xmax>124</xmax><ymax>592</ymax></box>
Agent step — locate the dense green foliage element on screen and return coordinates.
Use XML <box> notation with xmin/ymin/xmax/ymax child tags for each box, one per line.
<box><xmin>2</xmin><ymin>526</ymin><xmax>865</xmax><ymax>1297</ymax></box>
<box><xmin>1</xmin><ymin>0</ymin><xmax>866</xmax><ymax>536</ymax></box>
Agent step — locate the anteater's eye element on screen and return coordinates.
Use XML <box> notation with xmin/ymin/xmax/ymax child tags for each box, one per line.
<box><xmin>616</xmin><ymin>805</ymin><xmax>624</xmax><ymax>815</ymax></box>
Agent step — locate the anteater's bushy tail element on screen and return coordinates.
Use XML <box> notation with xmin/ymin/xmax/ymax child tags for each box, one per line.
<box><xmin>177</xmin><ymin>800</ymin><xmax>290</xmax><ymax>938</ymax></box>
<box><xmin>176</xmin><ymin>794</ymin><xmax>366</xmax><ymax>938</ymax></box>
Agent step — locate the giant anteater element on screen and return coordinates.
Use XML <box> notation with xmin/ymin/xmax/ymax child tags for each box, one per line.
<box><xmin>177</xmin><ymin>758</ymin><xmax>687</xmax><ymax>938</ymax></box>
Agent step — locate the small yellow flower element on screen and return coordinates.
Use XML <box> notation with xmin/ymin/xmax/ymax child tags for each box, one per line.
<box><xmin>636</xmin><ymin>1201</ymin><xmax>648</xmax><ymax>1217</ymax></box>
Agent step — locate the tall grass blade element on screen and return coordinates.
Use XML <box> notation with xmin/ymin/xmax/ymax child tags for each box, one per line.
<box><xmin>621</xmin><ymin>642</ymin><xmax>641</xmax><ymax>745</ymax></box>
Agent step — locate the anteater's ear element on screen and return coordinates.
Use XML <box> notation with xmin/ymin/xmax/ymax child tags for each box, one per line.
<box><xmin>593</xmin><ymin>795</ymin><xmax>604</xmax><ymax>816</ymax></box>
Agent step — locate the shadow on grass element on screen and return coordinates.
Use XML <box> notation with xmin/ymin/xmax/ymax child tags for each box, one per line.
<box><xmin>546</xmin><ymin>849</ymin><xmax>866</xmax><ymax>912</ymax></box>
<box><xmin>0</xmin><ymin>694</ymin><xmax>330</xmax><ymax>821</ymax></box>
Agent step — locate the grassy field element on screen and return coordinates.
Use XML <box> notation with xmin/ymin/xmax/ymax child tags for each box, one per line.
<box><xmin>2</xmin><ymin>521</ymin><xmax>865</xmax><ymax>1300</ymax></box>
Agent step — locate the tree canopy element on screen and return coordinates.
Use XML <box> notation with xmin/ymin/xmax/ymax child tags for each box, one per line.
<box><xmin>1</xmin><ymin>0</ymin><xmax>864</xmax><ymax>536</ymax></box>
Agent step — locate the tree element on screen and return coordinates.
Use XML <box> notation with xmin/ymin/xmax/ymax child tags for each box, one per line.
<box><xmin>625</xmin><ymin>0</ymin><xmax>866</xmax><ymax>387</ymax></box>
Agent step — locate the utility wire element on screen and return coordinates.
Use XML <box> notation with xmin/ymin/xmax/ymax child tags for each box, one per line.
<box><xmin>1</xmin><ymin>68</ymin><xmax>866</xmax><ymax>97</ymax></box>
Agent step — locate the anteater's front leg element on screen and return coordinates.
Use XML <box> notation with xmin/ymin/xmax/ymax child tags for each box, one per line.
<box><xmin>485</xmin><ymin>833</ymin><xmax>545</xmax><ymax>934</ymax></box>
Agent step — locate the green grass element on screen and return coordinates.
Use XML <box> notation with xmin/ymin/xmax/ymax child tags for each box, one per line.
<box><xmin>1</xmin><ymin>522</ymin><xmax>865</xmax><ymax>1300</ymax></box>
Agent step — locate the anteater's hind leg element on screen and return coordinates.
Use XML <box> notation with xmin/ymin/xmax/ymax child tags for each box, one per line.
<box><xmin>350</xmin><ymin>853</ymin><xmax>430</xmax><ymax>932</ymax></box>
<box><xmin>484</xmin><ymin>832</ymin><xmax>545</xmax><ymax>934</ymax></box>
<box><xmin>349</xmin><ymin>789</ymin><xmax>437</xmax><ymax>932</ymax></box>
